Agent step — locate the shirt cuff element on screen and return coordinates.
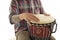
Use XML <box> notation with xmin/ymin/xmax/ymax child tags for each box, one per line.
<box><xmin>11</xmin><ymin>15</ymin><xmax>20</xmax><ymax>24</ymax></box>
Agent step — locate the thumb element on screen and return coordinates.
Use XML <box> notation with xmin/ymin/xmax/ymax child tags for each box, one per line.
<box><xmin>24</xmin><ymin>18</ymin><xmax>31</xmax><ymax>26</ymax></box>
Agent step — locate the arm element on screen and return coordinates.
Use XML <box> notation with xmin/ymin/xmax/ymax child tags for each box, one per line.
<box><xmin>9</xmin><ymin>0</ymin><xmax>20</xmax><ymax>24</ymax></box>
<box><xmin>39</xmin><ymin>0</ymin><xmax>50</xmax><ymax>16</ymax></box>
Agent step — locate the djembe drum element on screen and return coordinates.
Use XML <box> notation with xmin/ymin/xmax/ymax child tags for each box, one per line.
<box><xmin>27</xmin><ymin>14</ymin><xmax>57</xmax><ymax>40</ymax></box>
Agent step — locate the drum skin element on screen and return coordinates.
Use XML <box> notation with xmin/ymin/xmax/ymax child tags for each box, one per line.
<box><xmin>31</xmin><ymin>14</ymin><xmax>55</xmax><ymax>24</ymax></box>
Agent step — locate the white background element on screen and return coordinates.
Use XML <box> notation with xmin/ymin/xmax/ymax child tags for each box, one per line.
<box><xmin>0</xmin><ymin>0</ymin><xmax>60</xmax><ymax>40</ymax></box>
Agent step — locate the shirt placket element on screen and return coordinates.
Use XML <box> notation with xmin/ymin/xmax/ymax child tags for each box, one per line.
<box><xmin>24</xmin><ymin>0</ymin><xmax>28</xmax><ymax>13</ymax></box>
<box><xmin>34</xmin><ymin>0</ymin><xmax>40</xmax><ymax>14</ymax></box>
<box><xmin>31</xmin><ymin>0</ymin><xmax>35</xmax><ymax>14</ymax></box>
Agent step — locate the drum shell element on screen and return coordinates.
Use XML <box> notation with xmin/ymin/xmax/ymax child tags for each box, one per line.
<box><xmin>28</xmin><ymin>20</ymin><xmax>56</xmax><ymax>39</ymax></box>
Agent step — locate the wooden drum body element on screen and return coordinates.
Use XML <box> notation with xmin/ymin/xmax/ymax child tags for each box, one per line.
<box><xmin>28</xmin><ymin>14</ymin><xmax>57</xmax><ymax>40</ymax></box>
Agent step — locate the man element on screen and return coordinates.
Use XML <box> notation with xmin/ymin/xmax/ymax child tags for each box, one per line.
<box><xmin>9</xmin><ymin>0</ymin><xmax>55</xmax><ymax>40</ymax></box>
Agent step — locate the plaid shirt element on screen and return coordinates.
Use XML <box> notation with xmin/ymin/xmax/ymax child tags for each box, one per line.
<box><xmin>9</xmin><ymin>0</ymin><xmax>45</xmax><ymax>33</ymax></box>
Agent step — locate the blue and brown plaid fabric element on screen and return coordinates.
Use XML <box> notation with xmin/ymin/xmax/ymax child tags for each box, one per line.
<box><xmin>9</xmin><ymin>0</ymin><xmax>45</xmax><ymax>33</ymax></box>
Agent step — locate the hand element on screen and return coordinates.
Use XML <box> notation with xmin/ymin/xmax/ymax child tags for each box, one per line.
<box><xmin>44</xmin><ymin>13</ymin><xmax>50</xmax><ymax>16</ymax></box>
<box><xmin>18</xmin><ymin>13</ymin><xmax>39</xmax><ymax>25</ymax></box>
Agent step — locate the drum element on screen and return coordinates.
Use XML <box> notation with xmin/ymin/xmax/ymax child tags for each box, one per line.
<box><xmin>27</xmin><ymin>14</ymin><xmax>57</xmax><ymax>40</ymax></box>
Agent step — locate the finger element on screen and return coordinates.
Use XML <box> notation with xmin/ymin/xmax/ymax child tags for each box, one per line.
<box><xmin>27</xmin><ymin>15</ymin><xmax>39</xmax><ymax>22</ymax></box>
<box><xmin>25</xmin><ymin>13</ymin><xmax>37</xmax><ymax>19</ymax></box>
<box><xmin>24</xmin><ymin>17</ymin><xmax>31</xmax><ymax>26</ymax></box>
<box><xmin>27</xmin><ymin>21</ymin><xmax>31</xmax><ymax>26</ymax></box>
<box><xmin>44</xmin><ymin>13</ymin><xmax>50</xmax><ymax>16</ymax></box>
<box><xmin>30</xmin><ymin>14</ymin><xmax>40</xmax><ymax>20</ymax></box>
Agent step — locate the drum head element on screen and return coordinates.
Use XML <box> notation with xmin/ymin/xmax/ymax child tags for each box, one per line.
<box><xmin>31</xmin><ymin>14</ymin><xmax>55</xmax><ymax>24</ymax></box>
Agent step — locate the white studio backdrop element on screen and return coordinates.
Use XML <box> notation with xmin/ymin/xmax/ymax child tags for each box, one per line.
<box><xmin>0</xmin><ymin>0</ymin><xmax>60</xmax><ymax>40</ymax></box>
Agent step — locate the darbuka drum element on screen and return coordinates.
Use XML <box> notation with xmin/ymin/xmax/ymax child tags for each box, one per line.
<box><xmin>28</xmin><ymin>14</ymin><xmax>57</xmax><ymax>40</ymax></box>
